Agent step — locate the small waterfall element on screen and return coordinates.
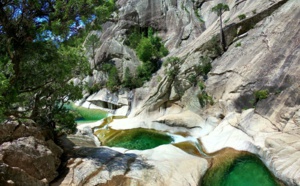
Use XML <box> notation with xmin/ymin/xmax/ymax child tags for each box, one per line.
<box><xmin>170</xmin><ymin>133</ymin><xmax>209</xmax><ymax>157</ymax></box>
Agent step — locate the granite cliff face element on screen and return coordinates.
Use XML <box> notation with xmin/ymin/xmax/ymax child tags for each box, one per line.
<box><xmin>66</xmin><ymin>0</ymin><xmax>300</xmax><ymax>185</ymax></box>
<box><xmin>84</xmin><ymin>0</ymin><xmax>205</xmax><ymax>87</ymax></box>
<box><xmin>129</xmin><ymin>0</ymin><xmax>300</xmax><ymax>185</ymax></box>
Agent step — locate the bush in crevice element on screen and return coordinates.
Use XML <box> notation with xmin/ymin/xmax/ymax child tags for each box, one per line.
<box><xmin>125</xmin><ymin>28</ymin><xmax>168</xmax><ymax>87</ymax></box>
<box><xmin>106</xmin><ymin>65</ymin><xmax>120</xmax><ymax>92</ymax></box>
<box><xmin>246</xmin><ymin>89</ymin><xmax>269</xmax><ymax>108</ymax></box>
<box><xmin>197</xmin><ymin>81</ymin><xmax>214</xmax><ymax>108</ymax></box>
<box><xmin>163</xmin><ymin>57</ymin><xmax>186</xmax><ymax>97</ymax></box>
<box><xmin>235</xmin><ymin>42</ymin><xmax>242</xmax><ymax>47</ymax></box>
<box><xmin>254</xmin><ymin>89</ymin><xmax>269</xmax><ymax>102</ymax></box>
<box><xmin>204</xmin><ymin>35</ymin><xmax>223</xmax><ymax>58</ymax></box>
<box><xmin>124</xmin><ymin>27</ymin><xmax>143</xmax><ymax>49</ymax></box>
<box><xmin>122</xmin><ymin>67</ymin><xmax>134</xmax><ymax>89</ymax></box>
<box><xmin>163</xmin><ymin>57</ymin><xmax>182</xmax><ymax>79</ymax></box>
<box><xmin>238</xmin><ymin>14</ymin><xmax>247</xmax><ymax>20</ymax></box>
<box><xmin>192</xmin><ymin>55</ymin><xmax>212</xmax><ymax>84</ymax></box>
<box><xmin>87</xmin><ymin>83</ymin><xmax>102</xmax><ymax>94</ymax></box>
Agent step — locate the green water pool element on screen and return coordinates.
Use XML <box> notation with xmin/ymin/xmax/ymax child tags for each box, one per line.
<box><xmin>202</xmin><ymin>153</ymin><xmax>280</xmax><ymax>186</ymax></box>
<box><xmin>223</xmin><ymin>156</ymin><xmax>279</xmax><ymax>186</ymax></box>
<box><xmin>66</xmin><ymin>103</ymin><xmax>108</xmax><ymax>121</ymax></box>
<box><xmin>97</xmin><ymin>128</ymin><xmax>174</xmax><ymax>150</ymax></box>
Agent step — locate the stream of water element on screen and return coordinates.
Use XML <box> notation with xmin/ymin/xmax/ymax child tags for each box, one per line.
<box><xmin>77</xmin><ymin>110</ymin><xmax>281</xmax><ymax>186</ymax></box>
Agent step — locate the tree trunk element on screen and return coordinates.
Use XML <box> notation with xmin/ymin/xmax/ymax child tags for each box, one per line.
<box><xmin>219</xmin><ymin>14</ymin><xmax>226</xmax><ymax>52</ymax></box>
<box><xmin>92</xmin><ymin>44</ymin><xmax>96</xmax><ymax>70</ymax></box>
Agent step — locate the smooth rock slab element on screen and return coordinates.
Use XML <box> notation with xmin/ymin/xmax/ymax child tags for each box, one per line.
<box><xmin>155</xmin><ymin>110</ymin><xmax>205</xmax><ymax>129</ymax></box>
<box><xmin>59</xmin><ymin>145</ymin><xmax>208</xmax><ymax>186</ymax></box>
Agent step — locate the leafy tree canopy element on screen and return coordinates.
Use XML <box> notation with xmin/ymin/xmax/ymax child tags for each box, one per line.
<box><xmin>0</xmin><ymin>0</ymin><xmax>115</xmax><ymax>129</ymax></box>
<box><xmin>211</xmin><ymin>3</ymin><xmax>230</xmax><ymax>16</ymax></box>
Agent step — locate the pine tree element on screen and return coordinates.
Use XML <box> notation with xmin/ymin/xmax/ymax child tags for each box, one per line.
<box><xmin>211</xmin><ymin>3</ymin><xmax>230</xmax><ymax>51</ymax></box>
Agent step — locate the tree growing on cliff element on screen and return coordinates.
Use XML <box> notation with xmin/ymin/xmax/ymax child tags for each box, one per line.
<box><xmin>135</xmin><ymin>28</ymin><xmax>169</xmax><ymax>85</ymax></box>
<box><xmin>211</xmin><ymin>3</ymin><xmax>230</xmax><ymax>51</ymax></box>
<box><xmin>85</xmin><ymin>34</ymin><xmax>101</xmax><ymax>70</ymax></box>
<box><xmin>0</xmin><ymin>0</ymin><xmax>115</xmax><ymax>128</ymax></box>
<box><xmin>123</xmin><ymin>67</ymin><xmax>134</xmax><ymax>89</ymax></box>
<box><xmin>107</xmin><ymin>66</ymin><xmax>121</xmax><ymax>92</ymax></box>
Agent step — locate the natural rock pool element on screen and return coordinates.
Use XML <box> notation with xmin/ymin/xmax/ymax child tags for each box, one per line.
<box><xmin>223</xmin><ymin>156</ymin><xmax>279</xmax><ymax>186</ymax></box>
<box><xmin>96</xmin><ymin>128</ymin><xmax>174</xmax><ymax>150</ymax></box>
<box><xmin>74</xmin><ymin>114</ymin><xmax>283</xmax><ymax>185</ymax></box>
<box><xmin>201</xmin><ymin>149</ymin><xmax>281</xmax><ymax>186</ymax></box>
<box><xmin>67</xmin><ymin>103</ymin><xmax>108</xmax><ymax>123</ymax></box>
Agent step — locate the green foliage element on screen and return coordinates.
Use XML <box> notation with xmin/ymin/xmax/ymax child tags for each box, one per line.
<box><xmin>0</xmin><ymin>72</ymin><xmax>9</xmax><ymax>120</ymax></box>
<box><xmin>198</xmin><ymin>81</ymin><xmax>205</xmax><ymax>91</ymax></box>
<box><xmin>125</xmin><ymin>28</ymin><xmax>142</xmax><ymax>49</ymax></box>
<box><xmin>123</xmin><ymin>67</ymin><xmax>134</xmax><ymax>89</ymax></box>
<box><xmin>187</xmin><ymin>74</ymin><xmax>197</xmax><ymax>85</ymax></box>
<box><xmin>248</xmin><ymin>89</ymin><xmax>269</xmax><ymax>107</ymax></box>
<box><xmin>53</xmin><ymin>107</ymin><xmax>77</xmax><ymax>134</ymax></box>
<box><xmin>198</xmin><ymin>81</ymin><xmax>214</xmax><ymax>108</ymax></box>
<box><xmin>163</xmin><ymin>57</ymin><xmax>181</xmax><ymax>67</ymax></box>
<box><xmin>94</xmin><ymin>0</ymin><xmax>116</xmax><ymax>26</ymax></box>
<box><xmin>102</xmin><ymin>63</ymin><xmax>113</xmax><ymax>72</ymax></box>
<box><xmin>136</xmin><ymin>37</ymin><xmax>156</xmax><ymax>62</ymax></box>
<box><xmin>85</xmin><ymin>34</ymin><xmax>101</xmax><ymax>69</ymax></box>
<box><xmin>163</xmin><ymin>57</ymin><xmax>182</xmax><ymax>78</ymax></box>
<box><xmin>107</xmin><ymin>66</ymin><xmax>121</xmax><ymax>92</ymax></box>
<box><xmin>125</xmin><ymin>28</ymin><xmax>168</xmax><ymax>87</ymax></box>
<box><xmin>254</xmin><ymin>89</ymin><xmax>269</xmax><ymax>101</ymax></box>
<box><xmin>0</xmin><ymin>0</ymin><xmax>115</xmax><ymax>129</ymax></box>
<box><xmin>238</xmin><ymin>14</ymin><xmax>247</xmax><ymax>20</ymax></box>
<box><xmin>198</xmin><ymin>92</ymin><xmax>214</xmax><ymax>108</ymax></box>
<box><xmin>194</xmin><ymin>56</ymin><xmax>212</xmax><ymax>78</ymax></box>
<box><xmin>201</xmin><ymin>56</ymin><xmax>212</xmax><ymax>75</ymax></box>
<box><xmin>135</xmin><ymin>61</ymin><xmax>156</xmax><ymax>86</ymax></box>
<box><xmin>211</xmin><ymin>3</ymin><xmax>230</xmax><ymax>16</ymax></box>
<box><xmin>235</xmin><ymin>42</ymin><xmax>242</xmax><ymax>47</ymax></box>
<box><xmin>206</xmin><ymin>35</ymin><xmax>223</xmax><ymax>57</ymax></box>
<box><xmin>87</xmin><ymin>83</ymin><xmax>102</xmax><ymax>94</ymax></box>
<box><xmin>136</xmin><ymin>28</ymin><xmax>169</xmax><ymax>63</ymax></box>
<box><xmin>211</xmin><ymin>3</ymin><xmax>230</xmax><ymax>52</ymax></box>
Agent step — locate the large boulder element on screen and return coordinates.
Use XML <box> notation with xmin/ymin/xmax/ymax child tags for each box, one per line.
<box><xmin>0</xmin><ymin>121</ymin><xmax>62</xmax><ymax>185</ymax></box>
<box><xmin>0</xmin><ymin>120</ymin><xmax>44</xmax><ymax>144</ymax></box>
